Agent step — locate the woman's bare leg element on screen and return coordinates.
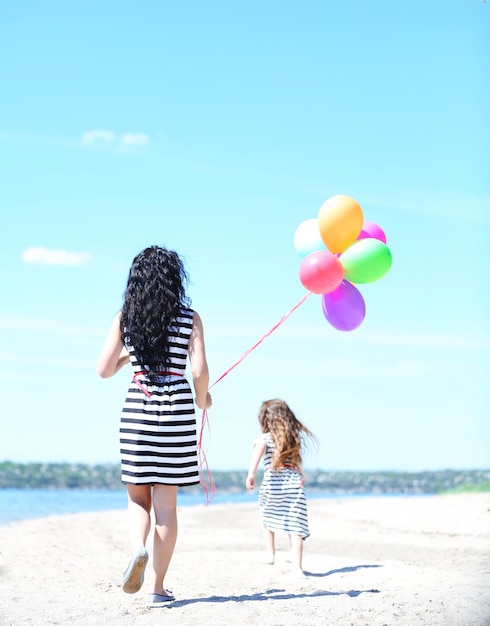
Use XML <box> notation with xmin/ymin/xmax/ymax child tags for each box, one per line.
<box><xmin>151</xmin><ymin>484</ymin><xmax>178</xmax><ymax>594</ymax></box>
<box><xmin>121</xmin><ymin>484</ymin><xmax>152</xmax><ymax>593</ymax></box>
<box><xmin>126</xmin><ymin>484</ymin><xmax>152</xmax><ymax>552</ymax></box>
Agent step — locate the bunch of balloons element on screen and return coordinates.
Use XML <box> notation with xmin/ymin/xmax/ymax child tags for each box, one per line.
<box><xmin>294</xmin><ymin>195</ymin><xmax>392</xmax><ymax>331</ymax></box>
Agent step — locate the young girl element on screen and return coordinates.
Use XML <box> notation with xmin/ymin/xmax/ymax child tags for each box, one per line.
<box><xmin>97</xmin><ymin>245</ymin><xmax>212</xmax><ymax>608</ymax></box>
<box><xmin>246</xmin><ymin>399</ymin><xmax>317</xmax><ymax>573</ymax></box>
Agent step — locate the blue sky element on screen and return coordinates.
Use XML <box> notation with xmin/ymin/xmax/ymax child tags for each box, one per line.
<box><xmin>0</xmin><ymin>1</ymin><xmax>488</xmax><ymax>473</ymax></box>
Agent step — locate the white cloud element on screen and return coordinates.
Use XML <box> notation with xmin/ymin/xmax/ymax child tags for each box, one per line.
<box><xmin>80</xmin><ymin>129</ymin><xmax>116</xmax><ymax>145</ymax></box>
<box><xmin>120</xmin><ymin>133</ymin><xmax>149</xmax><ymax>146</ymax></box>
<box><xmin>0</xmin><ymin>313</ymin><xmax>104</xmax><ymax>337</ymax></box>
<box><xmin>361</xmin><ymin>189</ymin><xmax>489</xmax><ymax>223</ymax></box>
<box><xmin>21</xmin><ymin>247</ymin><xmax>93</xmax><ymax>266</ymax></box>
<box><xmin>80</xmin><ymin>129</ymin><xmax>149</xmax><ymax>148</ymax></box>
<box><xmin>205</xmin><ymin>316</ymin><xmax>490</xmax><ymax>351</ymax></box>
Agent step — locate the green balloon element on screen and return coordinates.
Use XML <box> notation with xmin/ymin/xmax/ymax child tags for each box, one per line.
<box><xmin>340</xmin><ymin>239</ymin><xmax>392</xmax><ymax>283</ymax></box>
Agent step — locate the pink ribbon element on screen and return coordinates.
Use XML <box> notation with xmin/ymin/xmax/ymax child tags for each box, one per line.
<box><xmin>197</xmin><ymin>292</ymin><xmax>311</xmax><ymax>503</ymax></box>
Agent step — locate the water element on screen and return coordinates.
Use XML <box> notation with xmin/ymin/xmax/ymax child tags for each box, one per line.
<box><xmin>0</xmin><ymin>488</ymin><xmax>372</xmax><ymax>526</ymax></box>
<box><xmin>0</xmin><ymin>488</ymin><xmax>259</xmax><ymax>525</ymax></box>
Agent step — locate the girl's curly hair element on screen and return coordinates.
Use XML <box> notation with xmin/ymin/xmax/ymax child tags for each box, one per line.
<box><xmin>258</xmin><ymin>399</ymin><xmax>318</xmax><ymax>471</ymax></box>
<box><xmin>120</xmin><ymin>246</ymin><xmax>191</xmax><ymax>372</ymax></box>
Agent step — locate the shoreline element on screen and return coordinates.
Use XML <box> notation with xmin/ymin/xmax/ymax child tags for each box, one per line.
<box><xmin>0</xmin><ymin>488</ymin><xmax>441</xmax><ymax>527</ymax></box>
<box><xmin>0</xmin><ymin>493</ymin><xmax>489</xmax><ymax>625</ymax></box>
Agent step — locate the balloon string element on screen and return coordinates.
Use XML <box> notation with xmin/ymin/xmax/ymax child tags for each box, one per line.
<box><xmin>198</xmin><ymin>408</ymin><xmax>216</xmax><ymax>504</ymax></box>
<box><xmin>210</xmin><ymin>291</ymin><xmax>312</xmax><ymax>390</ymax></box>
<box><xmin>197</xmin><ymin>291</ymin><xmax>312</xmax><ymax>504</ymax></box>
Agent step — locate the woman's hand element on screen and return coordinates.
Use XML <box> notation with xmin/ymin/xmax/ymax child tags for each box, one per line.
<box><xmin>196</xmin><ymin>391</ymin><xmax>212</xmax><ymax>410</ymax></box>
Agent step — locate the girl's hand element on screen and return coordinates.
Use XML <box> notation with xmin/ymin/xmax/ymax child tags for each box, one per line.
<box><xmin>246</xmin><ymin>438</ymin><xmax>265</xmax><ymax>490</ymax></box>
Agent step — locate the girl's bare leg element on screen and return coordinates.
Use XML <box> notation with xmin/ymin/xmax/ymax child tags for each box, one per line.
<box><xmin>290</xmin><ymin>533</ymin><xmax>304</xmax><ymax>571</ymax></box>
<box><xmin>262</xmin><ymin>527</ymin><xmax>275</xmax><ymax>564</ymax></box>
<box><xmin>151</xmin><ymin>484</ymin><xmax>178</xmax><ymax>594</ymax></box>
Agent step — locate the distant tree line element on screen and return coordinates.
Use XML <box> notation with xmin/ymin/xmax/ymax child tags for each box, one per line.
<box><xmin>0</xmin><ymin>462</ymin><xmax>489</xmax><ymax>494</ymax></box>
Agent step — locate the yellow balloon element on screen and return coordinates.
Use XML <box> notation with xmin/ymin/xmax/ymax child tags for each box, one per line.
<box><xmin>317</xmin><ymin>195</ymin><xmax>364</xmax><ymax>254</ymax></box>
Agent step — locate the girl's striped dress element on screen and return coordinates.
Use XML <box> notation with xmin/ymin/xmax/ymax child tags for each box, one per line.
<box><xmin>119</xmin><ymin>307</ymin><xmax>199</xmax><ymax>486</ymax></box>
<box><xmin>258</xmin><ymin>433</ymin><xmax>310</xmax><ymax>539</ymax></box>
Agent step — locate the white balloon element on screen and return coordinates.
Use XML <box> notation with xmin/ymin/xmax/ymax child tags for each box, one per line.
<box><xmin>293</xmin><ymin>218</ymin><xmax>327</xmax><ymax>258</ymax></box>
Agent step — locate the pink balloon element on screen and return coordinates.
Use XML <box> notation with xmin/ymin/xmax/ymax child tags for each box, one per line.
<box><xmin>298</xmin><ymin>251</ymin><xmax>344</xmax><ymax>294</ymax></box>
<box><xmin>321</xmin><ymin>280</ymin><xmax>366</xmax><ymax>331</ymax></box>
<box><xmin>357</xmin><ymin>221</ymin><xmax>387</xmax><ymax>244</ymax></box>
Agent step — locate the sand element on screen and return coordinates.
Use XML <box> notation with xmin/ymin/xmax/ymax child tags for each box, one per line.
<box><xmin>0</xmin><ymin>493</ymin><xmax>489</xmax><ymax>625</ymax></box>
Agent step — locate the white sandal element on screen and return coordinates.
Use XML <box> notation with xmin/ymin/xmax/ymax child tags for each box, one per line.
<box><xmin>121</xmin><ymin>547</ymin><xmax>148</xmax><ymax>594</ymax></box>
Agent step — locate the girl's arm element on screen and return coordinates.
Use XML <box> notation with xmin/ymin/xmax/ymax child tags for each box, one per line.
<box><xmin>96</xmin><ymin>312</ymin><xmax>130</xmax><ymax>378</ymax></box>
<box><xmin>246</xmin><ymin>438</ymin><xmax>266</xmax><ymax>489</ymax></box>
<box><xmin>188</xmin><ymin>310</ymin><xmax>212</xmax><ymax>410</ymax></box>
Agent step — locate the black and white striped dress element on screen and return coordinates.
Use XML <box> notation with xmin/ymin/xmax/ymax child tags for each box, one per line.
<box><xmin>258</xmin><ymin>433</ymin><xmax>310</xmax><ymax>539</ymax></box>
<box><xmin>119</xmin><ymin>307</ymin><xmax>200</xmax><ymax>486</ymax></box>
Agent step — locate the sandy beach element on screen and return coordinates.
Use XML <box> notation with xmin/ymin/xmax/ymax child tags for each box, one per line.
<box><xmin>0</xmin><ymin>493</ymin><xmax>488</xmax><ymax>626</ymax></box>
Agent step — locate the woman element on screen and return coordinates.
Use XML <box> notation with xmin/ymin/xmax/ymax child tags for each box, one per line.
<box><xmin>97</xmin><ymin>245</ymin><xmax>212</xmax><ymax>607</ymax></box>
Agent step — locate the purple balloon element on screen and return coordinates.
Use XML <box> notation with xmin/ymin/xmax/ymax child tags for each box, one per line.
<box><xmin>321</xmin><ymin>280</ymin><xmax>366</xmax><ymax>331</ymax></box>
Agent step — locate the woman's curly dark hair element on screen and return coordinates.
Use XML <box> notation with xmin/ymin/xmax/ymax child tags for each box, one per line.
<box><xmin>120</xmin><ymin>246</ymin><xmax>191</xmax><ymax>372</ymax></box>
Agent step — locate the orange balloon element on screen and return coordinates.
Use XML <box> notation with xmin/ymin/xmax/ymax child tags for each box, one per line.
<box><xmin>317</xmin><ymin>195</ymin><xmax>364</xmax><ymax>254</ymax></box>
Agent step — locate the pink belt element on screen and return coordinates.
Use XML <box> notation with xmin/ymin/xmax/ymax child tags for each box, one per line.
<box><xmin>132</xmin><ymin>370</ymin><xmax>184</xmax><ymax>397</ymax></box>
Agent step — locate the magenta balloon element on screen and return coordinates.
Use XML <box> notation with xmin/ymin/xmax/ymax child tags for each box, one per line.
<box><xmin>357</xmin><ymin>221</ymin><xmax>387</xmax><ymax>243</ymax></box>
<box><xmin>298</xmin><ymin>250</ymin><xmax>344</xmax><ymax>294</ymax></box>
<box><xmin>321</xmin><ymin>280</ymin><xmax>366</xmax><ymax>331</ymax></box>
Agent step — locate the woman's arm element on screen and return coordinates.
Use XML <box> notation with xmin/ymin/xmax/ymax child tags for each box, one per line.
<box><xmin>188</xmin><ymin>310</ymin><xmax>212</xmax><ymax>410</ymax></box>
<box><xmin>246</xmin><ymin>438</ymin><xmax>266</xmax><ymax>489</ymax></box>
<box><xmin>96</xmin><ymin>312</ymin><xmax>130</xmax><ymax>378</ymax></box>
